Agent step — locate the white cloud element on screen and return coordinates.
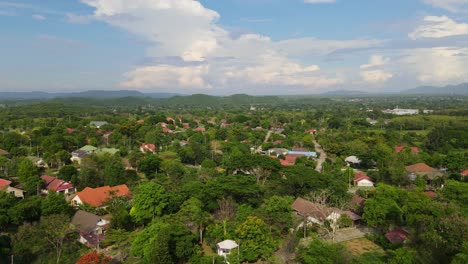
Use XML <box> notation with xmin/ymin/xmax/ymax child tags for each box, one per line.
<box><xmin>32</xmin><ymin>14</ymin><xmax>45</xmax><ymax>20</ymax></box>
<box><xmin>422</xmin><ymin>0</ymin><xmax>468</xmax><ymax>12</ymax></box>
<box><xmin>121</xmin><ymin>64</ymin><xmax>211</xmax><ymax>89</ymax></box>
<box><xmin>409</xmin><ymin>16</ymin><xmax>468</xmax><ymax>39</ymax></box>
<box><xmin>400</xmin><ymin>47</ymin><xmax>468</xmax><ymax>83</ymax></box>
<box><xmin>360</xmin><ymin>55</ymin><xmax>389</xmax><ymax>69</ymax></box>
<box><xmin>360</xmin><ymin>70</ymin><xmax>393</xmax><ymax>84</ymax></box>
<box><xmin>304</xmin><ymin>0</ymin><xmax>336</xmax><ymax>3</ymax></box>
<box><xmin>79</xmin><ymin>0</ymin><xmax>375</xmax><ymax>92</ymax></box>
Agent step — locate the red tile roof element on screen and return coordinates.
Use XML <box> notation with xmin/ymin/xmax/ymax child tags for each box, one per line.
<box><xmin>424</xmin><ymin>191</ymin><xmax>437</xmax><ymax>199</ymax></box>
<box><xmin>0</xmin><ymin>178</ymin><xmax>12</xmax><ymax>189</ymax></box>
<box><xmin>410</xmin><ymin>147</ymin><xmax>419</xmax><ymax>153</ymax></box>
<box><xmin>76</xmin><ymin>184</ymin><xmax>130</xmax><ymax>207</ymax></box>
<box><xmin>194</xmin><ymin>127</ymin><xmax>206</xmax><ymax>132</ymax></box>
<box><xmin>41</xmin><ymin>175</ymin><xmax>74</xmax><ymax>192</ymax></box>
<box><xmin>141</xmin><ymin>143</ymin><xmax>156</xmax><ymax>152</ymax></box>
<box><xmin>460</xmin><ymin>170</ymin><xmax>468</xmax><ymax>176</ymax></box>
<box><xmin>354</xmin><ymin>172</ymin><xmax>372</xmax><ymax>183</ymax></box>
<box><xmin>405</xmin><ymin>163</ymin><xmax>436</xmax><ymax>173</ymax></box>
<box><xmin>395</xmin><ymin>146</ymin><xmax>405</xmax><ymax>152</ymax></box>
<box><xmin>0</xmin><ymin>149</ymin><xmax>9</xmax><ymax>156</ymax></box>
<box><xmin>385</xmin><ymin>228</ymin><xmax>409</xmax><ymax>244</ymax></box>
<box><xmin>66</xmin><ymin>128</ymin><xmax>75</xmax><ymax>134</ymax></box>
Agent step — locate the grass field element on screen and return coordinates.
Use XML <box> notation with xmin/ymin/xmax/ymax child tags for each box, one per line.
<box><xmin>341</xmin><ymin>237</ymin><xmax>384</xmax><ymax>256</ymax></box>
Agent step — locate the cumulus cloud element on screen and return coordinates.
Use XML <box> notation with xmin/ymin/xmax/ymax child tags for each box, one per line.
<box><xmin>422</xmin><ymin>0</ymin><xmax>468</xmax><ymax>12</ymax></box>
<box><xmin>360</xmin><ymin>70</ymin><xmax>393</xmax><ymax>84</ymax></box>
<box><xmin>401</xmin><ymin>47</ymin><xmax>468</xmax><ymax>83</ymax></box>
<box><xmin>360</xmin><ymin>55</ymin><xmax>389</xmax><ymax>69</ymax></box>
<box><xmin>409</xmin><ymin>16</ymin><xmax>468</xmax><ymax>39</ymax></box>
<box><xmin>78</xmin><ymin>0</ymin><xmax>376</xmax><ymax>92</ymax></box>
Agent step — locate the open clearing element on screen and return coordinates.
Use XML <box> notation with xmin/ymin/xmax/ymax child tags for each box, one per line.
<box><xmin>341</xmin><ymin>237</ymin><xmax>384</xmax><ymax>256</ymax></box>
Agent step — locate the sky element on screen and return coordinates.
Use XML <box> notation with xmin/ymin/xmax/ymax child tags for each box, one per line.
<box><xmin>1</xmin><ymin>0</ymin><xmax>468</xmax><ymax>95</ymax></box>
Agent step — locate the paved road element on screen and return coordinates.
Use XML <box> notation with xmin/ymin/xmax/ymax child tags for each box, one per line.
<box><xmin>313</xmin><ymin>139</ymin><xmax>327</xmax><ymax>172</ymax></box>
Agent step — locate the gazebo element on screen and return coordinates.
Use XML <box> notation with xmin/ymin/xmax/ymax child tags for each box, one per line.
<box><xmin>216</xmin><ymin>240</ymin><xmax>238</xmax><ymax>257</ymax></box>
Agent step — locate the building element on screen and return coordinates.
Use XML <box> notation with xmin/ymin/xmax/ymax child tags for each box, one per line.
<box><xmin>353</xmin><ymin>172</ymin><xmax>374</xmax><ymax>187</ymax></box>
<box><xmin>71</xmin><ymin>145</ymin><xmax>98</xmax><ymax>164</ymax></box>
<box><xmin>72</xmin><ymin>184</ymin><xmax>130</xmax><ymax>208</ymax></box>
<box><xmin>0</xmin><ymin>149</ymin><xmax>10</xmax><ymax>157</ymax></box>
<box><xmin>382</xmin><ymin>108</ymin><xmax>419</xmax><ymax>115</ymax></box>
<box><xmin>140</xmin><ymin>143</ymin><xmax>156</xmax><ymax>154</ymax></box>
<box><xmin>216</xmin><ymin>240</ymin><xmax>238</xmax><ymax>257</ymax></box>
<box><xmin>0</xmin><ymin>178</ymin><xmax>26</xmax><ymax>198</ymax></box>
<box><xmin>71</xmin><ymin>210</ymin><xmax>109</xmax><ymax>249</ymax></box>
<box><xmin>385</xmin><ymin>227</ymin><xmax>410</xmax><ymax>244</ymax></box>
<box><xmin>395</xmin><ymin>146</ymin><xmax>419</xmax><ymax>153</ymax></box>
<box><xmin>89</xmin><ymin>121</ymin><xmax>108</xmax><ymax>128</ymax></box>
<box><xmin>292</xmin><ymin>197</ymin><xmax>361</xmax><ymax>226</ymax></box>
<box><xmin>405</xmin><ymin>163</ymin><xmax>442</xmax><ymax>181</ymax></box>
<box><xmin>40</xmin><ymin>175</ymin><xmax>75</xmax><ymax>194</ymax></box>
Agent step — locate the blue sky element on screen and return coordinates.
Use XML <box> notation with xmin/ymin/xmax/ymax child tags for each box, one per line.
<box><xmin>1</xmin><ymin>0</ymin><xmax>468</xmax><ymax>95</ymax></box>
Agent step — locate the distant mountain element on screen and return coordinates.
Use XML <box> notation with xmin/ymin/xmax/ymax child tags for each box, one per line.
<box><xmin>321</xmin><ymin>90</ymin><xmax>369</xmax><ymax>96</ymax></box>
<box><xmin>401</xmin><ymin>83</ymin><xmax>468</xmax><ymax>94</ymax></box>
<box><xmin>0</xmin><ymin>90</ymin><xmax>180</xmax><ymax>99</ymax></box>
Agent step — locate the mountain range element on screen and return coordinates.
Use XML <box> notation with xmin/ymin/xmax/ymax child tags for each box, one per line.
<box><xmin>0</xmin><ymin>83</ymin><xmax>467</xmax><ymax>100</ymax></box>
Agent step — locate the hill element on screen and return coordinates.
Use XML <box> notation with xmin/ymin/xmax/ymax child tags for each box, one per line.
<box><xmin>401</xmin><ymin>83</ymin><xmax>468</xmax><ymax>94</ymax></box>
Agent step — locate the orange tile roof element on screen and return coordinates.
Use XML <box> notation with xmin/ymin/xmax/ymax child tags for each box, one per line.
<box><xmin>405</xmin><ymin>163</ymin><xmax>436</xmax><ymax>173</ymax></box>
<box><xmin>354</xmin><ymin>172</ymin><xmax>372</xmax><ymax>183</ymax></box>
<box><xmin>460</xmin><ymin>170</ymin><xmax>468</xmax><ymax>176</ymax></box>
<box><xmin>76</xmin><ymin>184</ymin><xmax>130</xmax><ymax>207</ymax></box>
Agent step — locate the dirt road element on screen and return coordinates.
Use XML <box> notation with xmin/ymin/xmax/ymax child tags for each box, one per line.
<box><xmin>313</xmin><ymin>139</ymin><xmax>327</xmax><ymax>172</ymax></box>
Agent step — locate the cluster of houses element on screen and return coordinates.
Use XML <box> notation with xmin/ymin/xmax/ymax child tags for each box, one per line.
<box><xmin>267</xmin><ymin>147</ymin><xmax>318</xmax><ymax>166</ymax></box>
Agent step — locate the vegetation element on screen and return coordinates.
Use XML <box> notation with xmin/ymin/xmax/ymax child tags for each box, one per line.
<box><xmin>0</xmin><ymin>94</ymin><xmax>466</xmax><ymax>263</ymax></box>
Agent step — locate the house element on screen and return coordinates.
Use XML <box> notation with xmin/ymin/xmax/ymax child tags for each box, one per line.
<box><xmin>140</xmin><ymin>143</ymin><xmax>156</xmax><ymax>154</ymax></box>
<box><xmin>40</xmin><ymin>175</ymin><xmax>75</xmax><ymax>194</ymax></box>
<box><xmin>405</xmin><ymin>163</ymin><xmax>442</xmax><ymax>181</ymax></box>
<box><xmin>385</xmin><ymin>227</ymin><xmax>409</xmax><ymax>244</ymax></box>
<box><xmin>90</xmin><ymin>121</ymin><xmax>108</xmax><ymax>128</ymax></box>
<box><xmin>194</xmin><ymin>127</ymin><xmax>206</xmax><ymax>133</ymax></box>
<box><xmin>122</xmin><ymin>159</ymin><xmax>135</xmax><ymax>170</ymax></box>
<box><xmin>66</xmin><ymin>128</ymin><xmax>75</xmax><ymax>134</ymax></box>
<box><xmin>395</xmin><ymin>146</ymin><xmax>419</xmax><ymax>153</ymax></box>
<box><xmin>424</xmin><ymin>191</ymin><xmax>437</xmax><ymax>199</ymax></box>
<box><xmin>27</xmin><ymin>156</ymin><xmax>48</xmax><ymax>169</ymax></box>
<box><xmin>71</xmin><ymin>150</ymin><xmax>89</xmax><ymax>164</ymax></box>
<box><xmin>291</xmin><ymin>197</ymin><xmax>361</xmax><ymax>226</ymax></box>
<box><xmin>71</xmin><ymin>210</ymin><xmax>109</xmax><ymax>248</ymax></box>
<box><xmin>182</xmin><ymin>123</ymin><xmax>190</xmax><ymax>129</ymax></box>
<box><xmin>305</xmin><ymin>129</ymin><xmax>317</xmax><ymax>135</ymax></box>
<box><xmin>353</xmin><ymin>172</ymin><xmax>374</xmax><ymax>187</ymax></box>
<box><xmin>216</xmin><ymin>240</ymin><xmax>238</xmax><ymax>257</ymax></box>
<box><xmin>280</xmin><ymin>155</ymin><xmax>298</xmax><ymax>166</ymax></box>
<box><xmin>72</xmin><ymin>184</ymin><xmax>130</xmax><ymax>208</ymax></box>
<box><xmin>71</xmin><ymin>145</ymin><xmax>98</xmax><ymax>164</ymax></box>
<box><xmin>460</xmin><ymin>170</ymin><xmax>468</xmax><ymax>177</ymax></box>
<box><xmin>268</xmin><ymin>148</ymin><xmax>289</xmax><ymax>157</ymax></box>
<box><xmin>0</xmin><ymin>179</ymin><xmax>25</xmax><ymax>198</ymax></box>
<box><xmin>288</xmin><ymin>150</ymin><xmax>317</xmax><ymax>158</ymax></box>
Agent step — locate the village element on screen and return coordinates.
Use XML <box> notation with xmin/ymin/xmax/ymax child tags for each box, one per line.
<box><xmin>0</xmin><ymin>97</ymin><xmax>466</xmax><ymax>263</ymax></box>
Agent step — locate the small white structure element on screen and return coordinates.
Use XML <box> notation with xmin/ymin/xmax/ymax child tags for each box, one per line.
<box><xmin>382</xmin><ymin>108</ymin><xmax>419</xmax><ymax>115</ymax></box>
<box><xmin>216</xmin><ymin>240</ymin><xmax>238</xmax><ymax>257</ymax></box>
<box><xmin>345</xmin><ymin>156</ymin><xmax>361</xmax><ymax>166</ymax></box>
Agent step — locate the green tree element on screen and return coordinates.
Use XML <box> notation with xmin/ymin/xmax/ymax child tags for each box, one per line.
<box><xmin>58</xmin><ymin>165</ymin><xmax>77</xmax><ymax>181</ymax></box>
<box><xmin>130</xmin><ymin>181</ymin><xmax>169</xmax><ymax>224</ymax></box>
<box><xmin>235</xmin><ymin>216</ymin><xmax>275</xmax><ymax>262</ymax></box>
<box><xmin>17</xmin><ymin>159</ymin><xmax>41</xmax><ymax>195</ymax></box>
<box><xmin>297</xmin><ymin>238</ymin><xmax>350</xmax><ymax>264</ymax></box>
<box><xmin>138</xmin><ymin>155</ymin><xmax>162</xmax><ymax>179</ymax></box>
<box><xmin>145</xmin><ymin>227</ymin><xmax>172</xmax><ymax>264</ymax></box>
<box><xmin>41</xmin><ymin>191</ymin><xmax>72</xmax><ymax>216</ymax></box>
<box><xmin>260</xmin><ymin>195</ymin><xmax>294</xmax><ymax>233</ymax></box>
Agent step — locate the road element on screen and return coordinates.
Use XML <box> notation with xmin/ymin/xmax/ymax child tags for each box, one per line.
<box><xmin>313</xmin><ymin>139</ymin><xmax>327</xmax><ymax>172</ymax></box>
<box><xmin>256</xmin><ymin>130</ymin><xmax>273</xmax><ymax>153</ymax></box>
